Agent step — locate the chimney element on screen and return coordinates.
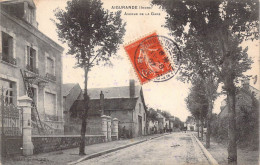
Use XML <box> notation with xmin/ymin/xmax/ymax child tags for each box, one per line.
<box><xmin>100</xmin><ymin>91</ymin><xmax>104</xmax><ymax>115</ymax></box>
<box><xmin>129</xmin><ymin>79</ymin><xmax>135</xmax><ymax>98</ymax></box>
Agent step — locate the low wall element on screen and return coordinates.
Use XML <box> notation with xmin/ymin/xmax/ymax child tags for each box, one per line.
<box><xmin>65</xmin><ymin>117</ymin><xmax>102</xmax><ymax>135</ymax></box>
<box><xmin>111</xmin><ymin>135</ymin><xmax>117</xmax><ymax>141</ymax></box>
<box><xmin>32</xmin><ymin>135</ymin><xmax>105</xmax><ymax>154</ymax></box>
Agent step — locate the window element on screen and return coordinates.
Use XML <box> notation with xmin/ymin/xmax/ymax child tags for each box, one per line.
<box><xmin>45</xmin><ymin>92</ymin><xmax>57</xmax><ymax>121</ymax></box>
<box><xmin>144</xmin><ymin>113</ymin><xmax>145</xmax><ymax>121</ymax></box>
<box><xmin>27</xmin><ymin>5</ymin><xmax>35</xmax><ymax>24</ymax></box>
<box><xmin>139</xmin><ymin>103</ymin><xmax>141</xmax><ymax>113</ymax></box>
<box><xmin>1</xmin><ymin>32</ymin><xmax>16</xmax><ymax>65</ymax></box>
<box><xmin>46</xmin><ymin>57</ymin><xmax>54</xmax><ymax>75</ymax></box>
<box><xmin>45</xmin><ymin>54</ymin><xmax>56</xmax><ymax>81</ymax></box>
<box><xmin>26</xmin><ymin>46</ymin><xmax>38</xmax><ymax>73</ymax></box>
<box><xmin>0</xmin><ymin>79</ymin><xmax>15</xmax><ymax>105</ymax></box>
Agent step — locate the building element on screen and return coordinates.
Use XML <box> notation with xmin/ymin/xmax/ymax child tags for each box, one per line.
<box><xmin>0</xmin><ymin>0</ymin><xmax>64</xmax><ymax>134</ymax></box>
<box><xmin>219</xmin><ymin>79</ymin><xmax>259</xmax><ymax>119</ymax></box>
<box><xmin>156</xmin><ymin>111</ymin><xmax>166</xmax><ymax>133</ymax></box>
<box><xmin>64</xmin><ymin>80</ymin><xmax>147</xmax><ymax>138</ymax></box>
<box><xmin>62</xmin><ymin>83</ymin><xmax>82</xmax><ymax>132</ymax></box>
<box><xmin>186</xmin><ymin>116</ymin><xmax>197</xmax><ymax>131</ymax></box>
<box><xmin>147</xmin><ymin>120</ymin><xmax>159</xmax><ymax>134</ymax></box>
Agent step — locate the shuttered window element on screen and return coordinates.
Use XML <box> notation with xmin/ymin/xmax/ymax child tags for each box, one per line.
<box><xmin>45</xmin><ymin>92</ymin><xmax>56</xmax><ymax>120</ymax></box>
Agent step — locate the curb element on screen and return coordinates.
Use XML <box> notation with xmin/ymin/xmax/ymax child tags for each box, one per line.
<box><xmin>68</xmin><ymin>133</ymin><xmax>168</xmax><ymax>165</ymax></box>
<box><xmin>192</xmin><ymin>134</ymin><xmax>219</xmax><ymax>165</ymax></box>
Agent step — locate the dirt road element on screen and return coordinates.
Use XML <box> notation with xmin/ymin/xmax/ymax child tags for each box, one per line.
<box><xmin>78</xmin><ymin>132</ymin><xmax>210</xmax><ymax>165</ymax></box>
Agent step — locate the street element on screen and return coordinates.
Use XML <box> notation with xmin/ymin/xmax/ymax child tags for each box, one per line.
<box><xmin>78</xmin><ymin>133</ymin><xmax>210</xmax><ymax>165</ymax></box>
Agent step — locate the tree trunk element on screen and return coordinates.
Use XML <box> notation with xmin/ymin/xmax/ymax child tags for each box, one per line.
<box><xmin>201</xmin><ymin>119</ymin><xmax>204</xmax><ymax>140</ymax></box>
<box><xmin>79</xmin><ymin>66</ymin><xmax>89</xmax><ymax>155</ymax></box>
<box><xmin>200</xmin><ymin>113</ymin><xmax>204</xmax><ymax>140</ymax></box>
<box><xmin>197</xmin><ymin>119</ymin><xmax>200</xmax><ymax>138</ymax></box>
<box><xmin>206</xmin><ymin>99</ymin><xmax>212</xmax><ymax>148</ymax></box>
<box><xmin>226</xmin><ymin>83</ymin><xmax>237</xmax><ymax>164</ymax></box>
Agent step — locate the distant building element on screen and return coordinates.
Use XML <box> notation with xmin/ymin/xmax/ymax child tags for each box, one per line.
<box><xmin>186</xmin><ymin>116</ymin><xmax>197</xmax><ymax>131</ymax></box>
<box><xmin>147</xmin><ymin>120</ymin><xmax>159</xmax><ymax>134</ymax></box>
<box><xmin>0</xmin><ymin>0</ymin><xmax>64</xmax><ymax>134</ymax></box>
<box><xmin>64</xmin><ymin>80</ymin><xmax>147</xmax><ymax>138</ymax></box>
<box><xmin>219</xmin><ymin>79</ymin><xmax>259</xmax><ymax>119</ymax></box>
<box><xmin>156</xmin><ymin>111</ymin><xmax>165</xmax><ymax>133</ymax></box>
<box><xmin>62</xmin><ymin>83</ymin><xmax>82</xmax><ymax>132</ymax></box>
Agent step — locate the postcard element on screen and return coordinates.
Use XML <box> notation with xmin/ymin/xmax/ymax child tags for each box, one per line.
<box><xmin>0</xmin><ymin>0</ymin><xmax>259</xmax><ymax>164</ymax></box>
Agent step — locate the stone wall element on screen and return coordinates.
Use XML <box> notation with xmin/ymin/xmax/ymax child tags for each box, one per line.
<box><xmin>65</xmin><ymin>117</ymin><xmax>102</xmax><ymax>135</ymax></box>
<box><xmin>32</xmin><ymin>135</ymin><xmax>105</xmax><ymax>154</ymax></box>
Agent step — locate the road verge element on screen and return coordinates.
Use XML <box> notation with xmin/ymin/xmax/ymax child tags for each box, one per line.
<box><xmin>192</xmin><ymin>134</ymin><xmax>219</xmax><ymax>165</ymax></box>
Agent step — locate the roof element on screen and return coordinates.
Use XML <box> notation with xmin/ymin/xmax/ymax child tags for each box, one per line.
<box><xmin>62</xmin><ymin>83</ymin><xmax>80</xmax><ymax>97</ymax></box>
<box><xmin>70</xmin><ymin>98</ymin><xmax>138</xmax><ymax>116</ymax></box>
<box><xmin>87</xmin><ymin>86</ymin><xmax>142</xmax><ymax>99</ymax></box>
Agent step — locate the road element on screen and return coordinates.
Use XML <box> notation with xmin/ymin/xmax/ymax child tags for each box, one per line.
<box><xmin>77</xmin><ymin>133</ymin><xmax>211</xmax><ymax>165</ymax></box>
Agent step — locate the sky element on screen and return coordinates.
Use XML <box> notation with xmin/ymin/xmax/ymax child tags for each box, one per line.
<box><xmin>34</xmin><ymin>0</ymin><xmax>259</xmax><ymax>121</ymax></box>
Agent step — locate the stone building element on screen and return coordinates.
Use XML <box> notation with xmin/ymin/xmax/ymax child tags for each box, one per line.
<box><xmin>0</xmin><ymin>0</ymin><xmax>64</xmax><ymax>134</ymax></box>
<box><xmin>64</xmin><ymin>80</ymin><xmax>147</xmax><ymax>138</ymax></box>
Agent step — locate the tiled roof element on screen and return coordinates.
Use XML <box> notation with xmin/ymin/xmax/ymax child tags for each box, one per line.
<box><xmin>62</xmin><ymin>83</ymin><xmax>79</xmax><ymax>97</ymax></box>
<box><xmin>70</xmin><ymin>98</ymin><xmax>138</xmax><ymax>115</ymax></box>
<box><xmin>87</xmin><ymin>86</ymin><xmax>142</xmax><ymax>99</ymax></box>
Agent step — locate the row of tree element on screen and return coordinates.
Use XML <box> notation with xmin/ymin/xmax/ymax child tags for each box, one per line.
<box><xmin>151</xmin><ymin>0</ymin><xmax>258</xmax><ymax>164</ymax></box>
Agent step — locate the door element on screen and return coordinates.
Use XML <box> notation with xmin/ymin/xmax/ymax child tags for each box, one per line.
<box><xmin>138</xmin><ymin>116</ymin><xmax>142</xmax><ymax>136</ymax></box>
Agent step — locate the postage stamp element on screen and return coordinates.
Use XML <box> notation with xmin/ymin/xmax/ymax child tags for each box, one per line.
<box><xmin>124</xmin><ymin>32</ymin><xmax>181</xmax><ymax>84</ymax></box>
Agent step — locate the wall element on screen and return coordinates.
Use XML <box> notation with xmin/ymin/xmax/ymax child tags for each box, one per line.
<box><xmin>1</xmin><ymin>10</ymin><xmax>64</xmax><ymax>133</ymax></box>
<box><xmin>32</xmin><ymin>135</ymin><xmax>105</xmax><ymax>154</ymax></box>
<box><xmin>65</xmin><ymin>116</ymin><xmax>102</xmax><ymax>135</ymax></box>
<box><xmin>132</xmin><ymin>97</ymin><xmax>146</xmax><ymax>137</ymax></box>
<box><xmin>105</xmin><ymin>110</ymin><xmax>134</xmax><ymax>138</ymax></box>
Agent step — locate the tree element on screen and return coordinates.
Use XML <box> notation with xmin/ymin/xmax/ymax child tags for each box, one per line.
<box><xmin>186</xmin><ymin>78</ymin><xmax>209</xmax><ymax>139</ymax></box>
<box><xmin>147</xmin><ymin>107</ymin><xmax>158</xmax><ymax>122</ymax></box>
<box><xmin>53</xmin><ymin>0</ymin><xmax>126</xmax><ymax>155</ymax></box>
<box><xmin>152</xmin><ymin>0</ymin><xmax>258</xmax><ymax>163</ymax></box>
<box><xmin>161</xmin><ymin>110</ymin><xmax>171</xmax><ymax>119</ymax></box>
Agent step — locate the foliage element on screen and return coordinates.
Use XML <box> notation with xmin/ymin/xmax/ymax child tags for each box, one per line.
<box><xmin>53</xmin><ymin>0</ymin><xmax>126</xmax><ymax>155</ymax></box>
<box><xmin>173</xmin><ymin>117</ymin><xmax>183</xmax><ymax>129</ymax></box>
<box><xmin>211</xmin><ymin>93</ymin><xmax>259</xmax><ymax>150</ymax></box>
<box><xmin>53</xmin><ymin>0</ymin><xmax>126</xmax><ymax>68</ymax></box>
<box><xmin>146</xmin><ymin>107</ymin><xmax>158</xmax><ymax>122</ymax></box>
<box><xmin>161</xmin><ymin>110</ymin><xmax>171</xmax><ymax>119</ymax></box>
<box><xmin>185</xmin><ymin>78</ymin><xmax>209</xmax><ymax>121</ymax></box>
<box><xmin>152</xmin><ymin>0</ymin><xmax>258</xmax><ymax>161</ymax></box>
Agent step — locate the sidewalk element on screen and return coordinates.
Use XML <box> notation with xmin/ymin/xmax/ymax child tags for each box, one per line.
<box><xmin>194</xmin><ymin>133</ymin><xmax>259</xmax><ymax>165</ymax></box>
<box><xmin>2</xmin><ymin>134</ymin><xmax>165</xmax><ymax>165</ymax></box>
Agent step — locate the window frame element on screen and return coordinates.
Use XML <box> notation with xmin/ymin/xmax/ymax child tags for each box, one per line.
<box><xmin>1</xmin><ymin>29</ymin><xmax>16</xmax><ymax>65</ymax></box>
<box><xmin>25</xmin><ymin>44</ymin><xmax>38</xmax><ymax>73</ymax></box>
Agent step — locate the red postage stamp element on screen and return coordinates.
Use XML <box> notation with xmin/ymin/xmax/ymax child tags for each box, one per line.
<box><xmin>124</xmin><ymin>32</ymin><xmax>180</xmax><ymax>84</ymax></box>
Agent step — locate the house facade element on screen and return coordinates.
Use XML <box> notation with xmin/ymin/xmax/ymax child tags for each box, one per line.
<box><xmin>186</xmin><ymin>116</ymin><xmax>197</xmax><ymax>131</ymax></box>
<box><xmin>0</xmin><ymin>0</ymin><xmax>64</xmax><ymax>134</ymax></box>
<box><xmin>156</xmin><ymin>111</ymin><xmax>165</xmax><ymax>133</ymax></box>
<box><xmin>65</xmin><ymin>80</ymin><xmax>147</xmax><ymax>138</ymax></box>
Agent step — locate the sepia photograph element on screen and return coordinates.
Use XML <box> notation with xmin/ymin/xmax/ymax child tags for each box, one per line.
<box><xmin>0</xmin><ymin>0</ymin><xmax>259</xmax><ymax>164</ymax></box>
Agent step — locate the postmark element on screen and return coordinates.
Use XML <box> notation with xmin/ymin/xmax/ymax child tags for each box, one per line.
<box><xmin>124</xmin><ymin>32</ymin><xmax>181</xmax><ymax>84</ymax></box>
